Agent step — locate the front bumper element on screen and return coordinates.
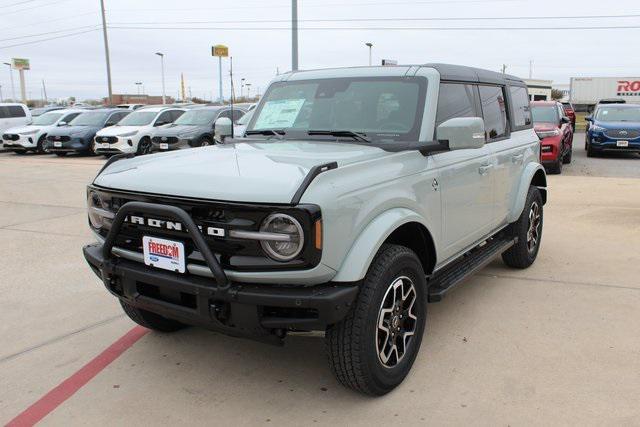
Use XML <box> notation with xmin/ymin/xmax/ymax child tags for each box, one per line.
<box><xmin>539</xmin><ymin>135</ymin><xmax>562</xmax><ymax>162</ymax></box>
<box><xmin>94</xmin><ymin>136</ymin><xmax>137</xmax><ymax>154</ymax></box>
<box><xmin>151</xmin><ymin>138</ymin><xmax>191</xmax><ymax>152</ymax></box>
<box><xmin>46</xmin><ymin>137</ymin><xmax>91</xmax><ymax>153</ymax></box>
<box><xmin>83</xmin><ymin>243</ymin><xmax>359</xmax><ymax>340</ymax></box>
<box><xmin>588</xmin><ymin>133</ymin><xmax>640</xmax><ymax>152</ymax></box>
<box><xmin>2</xmin><ymin>134</ymin><xmax>38</xmax><ymax>150</ymax></box>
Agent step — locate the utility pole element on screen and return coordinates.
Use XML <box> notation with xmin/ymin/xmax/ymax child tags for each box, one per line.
<box><xmin>3</xmin><ymin>63</ymin><xmax>15</xmax><ymax>100</ymax></box>
<box><xmin>42</xmin><ymin>79</ymin><xmax>48</xmax><ymax>104</ymax></box>
<box><xmin>365</xmin><ymin>42</ymin><xmax>373</xmax><ymax>66</ymax></box>
<box><xmin>0</xmin><ymin>85</ymin><xmax>3</xmax><ymax>102</ymax></box>
<box><xmin>99</xmin><ymin>0</ymin><xmax>113</xmax><ymax>105</ymax></box>
<box><xmin>240</xmin><ymin>77</ymin><xmax>245</xmax><ymax>98</ymax></box>
<box><xmin>501</xmin><ymin>64</ymin><xmax>507</xmax><ymax>74</ymax></box>
<box><xmin>291</xmin><ymin>0</ymin><xmax>298</xmax><ymax>71</ymax></box>
<box><xmin>18</xmin><ymin>69</ymin><xmax>26</xmax><ymax>103</ymax></box>
<box><xmin>135</xmin><ymin>81</ymin><xmax>142</xmax><ymax>95</ymax></box>
<box><xmin>529</xmin><ymin>60</ymin><xmax>533</xmax><ymax>79</ymax></box>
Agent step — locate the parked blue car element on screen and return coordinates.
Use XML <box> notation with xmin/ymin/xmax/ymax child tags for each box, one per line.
<box><xmin>585</xmin><ymin>104</ymin><xmax>640</xmax><ymax>157</ymax></box>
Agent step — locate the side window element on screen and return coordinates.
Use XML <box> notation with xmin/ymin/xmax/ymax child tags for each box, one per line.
<box><xmin>170</xmin><ymin>110</ymin><xmax>184</xmax><ymax>122</ymax></box>
<box><xmin>232</xmin><ymin>109</ymin><xmax>245</xmax><ymax>122</ymax></box>
<box><xmin>8</xmin><ymin>106</ymin><xmax>26</xmax><ymax>118</ymax></box>
<box><xmin>219</xmin><ymin>109</ymin><xmax>233</xmax><ymax>120</ymax></box>
<box><xmin>478</xmin><ymin>85</ymin><xmax>508</xmax><ymax>140</ymax></box>
<box><xmin>0</xmin><ymin>106</ymin><xmax>8</xmax><ymax>119</ymax></box>
<box><xmin>435</xmin><ymin>83</ymin><xmax>477</xmax><ymax>128</ymax></box>
<box><xmin>62</xmin><ymin>113</ymin><xmax>80</xmax><ymax>123</ymax></box>
<box><xmin>508</xmin><ymin>86</ymin><xmax>532</xmax><ymax>128</ymax></box>
<box><xmin>155</xmin><ymin>111</ymin><xmax>172</xmax><ymax>125</ymax></box>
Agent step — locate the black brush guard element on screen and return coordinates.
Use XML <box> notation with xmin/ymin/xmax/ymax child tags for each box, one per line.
<box><xmin>83</xmin><ymin>201</ymin><xmax>358</xmax><ymax>344</ymax></box>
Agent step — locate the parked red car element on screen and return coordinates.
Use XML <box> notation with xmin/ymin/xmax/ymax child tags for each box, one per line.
<box><xmin>531</xmin><ymin>101</ymin><xmax>574</xmax><ymax>174</ymax></box>
<box><xmin>562</xmin><ymin>102</ymin><xmax>576</xmax><ymax>131</ymax></box>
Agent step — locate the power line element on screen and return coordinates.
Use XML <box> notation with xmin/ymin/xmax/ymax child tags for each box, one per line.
<box><xmin>109</xmin><ymin>13</ymin><xmax>640</xmax><ymax>26</ymax></box>
<box><xmin>0</xmin><ymin>25</ymin><xmax>99</xmax><ymax>42</ymax></box>
<box><xmin>0</xmin><ymin>0</ymin><xmax>40</xmax><ymax>7</ymax></box>
<box><xmin>108</xmin><ymin>25</ymin><xmax>640</xmax><ymax>31</ymax></box>
<box><xmin>0</xmin><ymin>28</ymin><xmax>98</xmax><ymax>49</ymax></box>
<box><xmin>3</xmin><ymin>0</ymin><xmax>73</xmax><ymax>15</ymax></box>
<box><xmin>2</xmin><ymin>12</ymin><xmax>96</xmax><ymax>31</ymax></box>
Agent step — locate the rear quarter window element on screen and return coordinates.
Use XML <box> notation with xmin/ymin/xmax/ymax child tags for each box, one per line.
<box><xmin>479</xmin><ymin>85</ymin><xmax>509</xmax><ymax>140</ymax></box>
<box><xmin>508</xmin><ymin>86</ymin><xmax>532</xmax><ymax>129</ymax></box>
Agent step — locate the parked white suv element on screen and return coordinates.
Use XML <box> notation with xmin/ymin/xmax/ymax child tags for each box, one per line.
<box><xmin>2</xmin><ymin>109</ymin><xmax>84</xmax><ymax>154</ymax></box>
<box><xmin>93</xmin><ymin>106</ymin><xmax>185</xmax><ymax>155</ymax></box>
<box><xmin>0</xmin><ymin>103</ymin><xmax>31</xmax><ymax>148</ymax></box>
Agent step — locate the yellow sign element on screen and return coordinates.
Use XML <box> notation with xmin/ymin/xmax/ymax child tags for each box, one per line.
<box><xmin>212</xmin><ymin>45</ymin><xmax>229</xmax><ymax>57</ymax></box>
<box><xmin>12</xmin><ymin>58</ymin><xmax>30</xmax><ymax>70</ymax></box>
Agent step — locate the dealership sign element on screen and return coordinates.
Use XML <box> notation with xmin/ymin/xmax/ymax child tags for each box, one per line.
<box><xmin>617</xmin><ymin>80</ymin><xmax>640</xmax><ymax>97</ymax></box>
<box><xmin>212</xmin><ymin>45</ymin><xmax>229</xmax><ymax>57</ymax></box>
<box><xmin>11</xmin><ymin>58</ymin><xmax>30</xmax><ymax>70</ymax></box>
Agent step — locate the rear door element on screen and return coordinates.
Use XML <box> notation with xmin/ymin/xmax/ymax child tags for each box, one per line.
<box><xmin>487</xmin><ymin>85</ymin><xmax>533</xmax><ymax>225</ymax></box>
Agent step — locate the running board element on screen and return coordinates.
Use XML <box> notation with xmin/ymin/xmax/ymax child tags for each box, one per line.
<box><xmin>427</xmin><ymin>236</ymin><xmax>517</xmax><ymax>303</ymax></box>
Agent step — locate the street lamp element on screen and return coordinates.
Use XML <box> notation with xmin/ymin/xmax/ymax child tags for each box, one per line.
<box><xmin>155</xmin><ymin>52</ymin><xmax>166</xmax><ymax>104</ymax></box>
<box><xmin>365</xmin><ymin>42</ymin><xmax>373</xmax><ymax>66</ymax></box>
<box><xmin>135</xmin><ymin>82</ymin><xmax>143</xmax><ymax>95</ymax></box>
<box><xmin>245</xmin><ymin>83</ymin><xmax>252</xmax><ymax>100</ymax></box>
<box><xmin>240</xmin><ymin>78</ymin><xmax>245</xmax><ymax>98</ymax></box>
<box><xmin>3</xmin><ymin>62</ymin><xmax>15</xmax><ymax>100</ymax></box>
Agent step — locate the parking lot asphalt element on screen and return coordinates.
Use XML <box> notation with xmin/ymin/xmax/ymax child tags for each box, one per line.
<box><xmin>1</xmin><ymin>135</ymin><xmax>639</xmax><ymax>425</ymax></box>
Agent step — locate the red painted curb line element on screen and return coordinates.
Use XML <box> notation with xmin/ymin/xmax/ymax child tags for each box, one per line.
<box><xmin>6</xmin><ymin>326</ymin><xmax>149</xmax><ymax>427</ymax></box>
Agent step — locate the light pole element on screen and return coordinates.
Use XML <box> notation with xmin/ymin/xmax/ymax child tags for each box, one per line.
<box><xmin>135</xmin><ymin>82</ymin><xmax>142</xmax><ymax>95</ymax></box>
<box><xmin>240</xmin><ymin>78</ymin><xmax>245</xmax><ymax>98</ymax></box>
<box><xmin>99</xmin><ymin>0</ymin><xmax>113</xmax><ymax>105</ymax></box>
<box><xmin>246</xmin><ymin>83</ymin><xmax>252</xmax><ymax>100</ymax></box>
<box><xmin>292</xmin><ymin>0</ymin><xmax>298</xmax><ymax>71</ymax></box>
<box><xmin>155</xmin><ymin>52</ymin><xmax>166</xmax><ymax>104</ymax></box>
<box><xmin>0</xmin><ymin>85</ymin><xmax>3</xmax><ymax>102</ymax></box>
<box><xmin>365</xmin><ymin>42</ymin><xmax>373</xmax><ymax>66</ymax></box>
<box><xmin>3</xmin><ymin>62</ymin><xmax>15</xmax><ymax>100</ymax></box>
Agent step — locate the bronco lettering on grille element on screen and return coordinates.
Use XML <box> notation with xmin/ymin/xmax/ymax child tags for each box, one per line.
<box><xmin>125</xmin><ymin>215</ymin><xmax>225</xmax><ymax>237</ymax></box>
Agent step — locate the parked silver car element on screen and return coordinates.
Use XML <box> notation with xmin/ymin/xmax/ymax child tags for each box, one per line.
<box><xmin>83</xmin><ymin>64</ymin><xmax>546</xmax><ymax>395</ymax></box>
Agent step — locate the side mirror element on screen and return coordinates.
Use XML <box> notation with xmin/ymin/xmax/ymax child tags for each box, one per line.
<box><xmin>57</xmin><ymin>121</ymin><xmax>67</xmax><ymax>127</ymax></box>
<box><xmin>214</xmin><ymin>117</ymin><xmax>233</xmax><ymax>142</ymax></box>
<box><xmin>561</xmin><ymin>116</ymin><xmax>570</xmax><ymax>124</ymax></box>
<box><xmin>437</xmin><ymin>117</ymin><xmax>486</xmax><ymax>150</ymax></box>
<box><xmin>585</xmin><ymin>116</ymin><xmax>593</xmax><ymax>122</ymax></box>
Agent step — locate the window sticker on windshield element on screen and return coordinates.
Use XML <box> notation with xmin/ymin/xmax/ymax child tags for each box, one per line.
<box><xmin>254</xmin><ymin>99</ymin><xmax>305</xmax><ymax>129</ymax></box>
<box><xmin>602</xmin><ymin>110</ymin><xmax>608</xmax><ymax>115</ymax></box>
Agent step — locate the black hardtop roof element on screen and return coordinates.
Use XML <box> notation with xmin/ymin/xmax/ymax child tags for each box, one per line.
<box><xmin>423</xmin><ymin>63</ymin><xmax>526</xmax><ymax>86</ymax></box>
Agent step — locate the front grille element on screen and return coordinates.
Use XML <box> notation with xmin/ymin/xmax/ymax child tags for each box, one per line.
<box><xmin>151</xmin><ymin>136</ymin><xmax>179</xmax><ymax>144</ymax></box>
<box><xmin>2</xmin><ymin>134</ymin><xmax>19</xmax><ymax>141</ymax></box>
<box><xmin>96</xmin><ymin>136</ymin><xmax>118</xmax><ymax>144</ymax></box>
<box><xmin>47</xmin><ymin>135</ymin><xmax>71</xmax><ymax>142</ymax></box>
<box><xmin>605</xmin><ymin>129</ymin><xmax>640</xmax><ymax>139</ymax></box>
<box><xmin>94</xmin><ymin>188</ymin><xmax>321</xmax><ymax>272</ymax></box>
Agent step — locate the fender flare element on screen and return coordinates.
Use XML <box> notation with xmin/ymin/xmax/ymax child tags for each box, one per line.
<box><xmin>508</xmin><ymin>163</ymin><xmax>547</xmax><ymax>223</ymax></box>
<box><xmin>332</xmin><ymin>208</ymin><xmax>431</xmax><ymax>283</ymax></box>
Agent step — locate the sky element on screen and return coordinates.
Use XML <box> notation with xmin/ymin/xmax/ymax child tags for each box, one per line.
<box><xmin>0</xmin><ymin>0</ymin><xmax>639</xmax><ymax>102</ymax></box>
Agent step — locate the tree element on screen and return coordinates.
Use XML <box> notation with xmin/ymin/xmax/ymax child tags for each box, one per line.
<box><xmin>551</xmin><ymin>89</ymin><xmax>564</xmax><ymax>100</ymax></box>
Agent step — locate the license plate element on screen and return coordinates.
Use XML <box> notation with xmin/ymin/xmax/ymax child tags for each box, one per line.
<box><xmin>160</xmin><ymin>143</ymin><xmax>169</xmax><ymax>150</ymax></box>
<box><xmin>617</xmin><ymin>140</ymin><xmax>629</xmax><ymax>147</ymax></box>
<box><xmin>53</xmin><ymin>141</ymin><xmax>62</xmax><ymax>148</ymax></box>
<box><xmin>142</xmin><ymin>236</ymin><xmax>185</xmax><ymax>273</ymax></box>
<box><xmin>96</xmin><ymin>143</ymin><xmax>109</xmax><ymax>149</ymax></box>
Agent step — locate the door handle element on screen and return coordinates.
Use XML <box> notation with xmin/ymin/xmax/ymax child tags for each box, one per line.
<box><xmin>478</xmin><ymin>163</ymin><xmax>493</xmax><ymax>175</ymax></box>
<box><xmin>512</xmin><ymin>154</ymin><xmax>524</xmax><ymax>164</ymax></box>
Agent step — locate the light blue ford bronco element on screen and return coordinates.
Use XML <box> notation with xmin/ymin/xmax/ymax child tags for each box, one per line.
<box><xmin>83</xmin><ymin>64</ymin><xmax>546</xmax><ymax>395</ymax></box>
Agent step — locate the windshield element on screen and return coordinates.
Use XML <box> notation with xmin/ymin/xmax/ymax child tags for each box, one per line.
<box><xmin>531</xmin><ymin>106</ymin><xmax>558</xmax><ymax>123</ymax></box>
<box><xmin>595</xmin><ymin>107</ymin><xmax>640</xmax><ymax>122</ymax></box>
<box><xmin>117</xmin><ymin>111</ymin><xmax>157</xmax><ymax>126</ymax></box>
<box><xmin>32</xmin><ymin>112</ymin><xmax>63</xmax><ymax>125</ymax></box>
<box><xmin>174</xmin><ymin>109</ymin><xmax>218</xmax><ymax>126</ymax></box>
<box><xmin>248</xmin><ymin>77</ymin><xmax>426</xmax><ymax>142</ymax></box>
<box><xmin>69</xmin><ymin>112</ymin><xmax>109</xmax><ymax>126</ymax></box>
<box><xmin>237</xmin><ymin>109</ymin><xmax>253</xmax><ymax>125</ymax></box>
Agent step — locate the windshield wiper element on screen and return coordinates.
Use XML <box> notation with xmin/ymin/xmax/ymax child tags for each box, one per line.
<box><xmin>245</xmin><ymin>129</ymin><xmax>286</xmax><ymax>136</ymax></box>
<box><xmin>307</xmin><ymin>130</ymin><xmax>371</xmax><ymax>143</ymax></box>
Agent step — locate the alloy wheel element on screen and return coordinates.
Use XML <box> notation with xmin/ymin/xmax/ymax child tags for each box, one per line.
<box><xmin>375</xmin><ymin>276</ymin><xmax>418</xmax><ymax>368</ymax></box>
<box><xmin>526</xmin><ymin>201</ymin><xmax>541</xmax><ymax>253</ymax></box>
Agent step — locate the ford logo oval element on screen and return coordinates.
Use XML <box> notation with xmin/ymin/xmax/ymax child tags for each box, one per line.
<box><xmin>162</xmin><ymin>137</ymin><xmax>168</xmax><ymax>142</ymax></box>
<box><xmin>619</xmin><ymin>130</ymin><xmax>628</xmax><ymax>135</ymax></box>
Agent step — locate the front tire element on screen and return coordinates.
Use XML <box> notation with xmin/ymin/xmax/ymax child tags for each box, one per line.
<box><xmin>54</xmin><ymin>152</ymin><xmax>67</xmax><ymax>157</ymax></box>
<box><xmin>36</xmin><ymin>135</ymin><xmax>47</xmax><ymax>154</ymax></box>
<box><xmin>563</xmin><ymin>145</ymin><xmax>572</xmax><ymax>164</ymax></box>
<box><xmin>502</xmin><ymin>186</ymin><xmax>543</xmax><ymax>269</ymax></box>
<box><xmin>120</xmin><ymin>301</ymin><xmax>186</xmax><ymax>332</ymax></box>
<box><xmin>325</xmin><ymin>244</ymin><xmax>426</xmax><ymax>396</ymax></box>
<box><xmin>136</xmin><ymin>137</ymin><xmax>152</xmax><ymax>155</ymax></box>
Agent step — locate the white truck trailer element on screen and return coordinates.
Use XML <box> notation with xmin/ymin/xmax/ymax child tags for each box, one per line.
<box><xmin>570</xmin><ymin>77</ymin><xmax>640</xmax><ymax>109</ymax></box>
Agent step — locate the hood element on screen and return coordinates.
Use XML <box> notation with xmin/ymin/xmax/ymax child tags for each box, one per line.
<box><xmin>533</xmin><ymin>122</ymin><xmax>559</xmax><ymax>132</ymax></box>
<box><xmin>5</xmin><ymin>125</ymin><xmax>41</xmax><ymax>134</ymax></box>
<box><xmin>94</xmin><ymin>140</ymin><xmax>390</xmax><ymax>203</ymax></box>
<box><xmin>592</xmin><ymin>120</ymin><xmax>640</xmax><ymax>130</ymax></box>
<box><xmin>96</xmin><ymin>125</ymin><xmax>141</xmax><ymax>137</ymax></box>
<box><xmin>153</xmin><ymin>124</ymin><xmax>204</xmax><ymax>137</ymax></box>
<box><xmin>47</xmin><ymin>125</ymin><xmax>98</xmax><ymax>137</ymax></box>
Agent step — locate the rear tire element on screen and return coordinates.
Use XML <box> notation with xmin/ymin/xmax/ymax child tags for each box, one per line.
<box><xmin>120</xmin><ymin>300</ymin><xmax>186</xmax><ymax>332</ymax></box>
<box><xmin>502</xmin><ymin>186</ymin><xmax>543</xmax><ymax>269</ymax></box>
<box><xmin>325</xmin><ymin>244</ymin><xmax>426</xmax><ymax>396</ymax></box>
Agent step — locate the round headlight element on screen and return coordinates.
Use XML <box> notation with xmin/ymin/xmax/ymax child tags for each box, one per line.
<box><xmin>87</xmin><ymin>190</ymin><xmax>105</xmax><ymax>229</ymax></box>
<box><xmin>259</xmin><ymin>213</ymin><xmax>304</xmax><ymax>261</ymax></box>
